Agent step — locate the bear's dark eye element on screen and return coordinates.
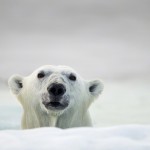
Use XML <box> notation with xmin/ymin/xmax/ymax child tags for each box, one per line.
<box><xmin>37</xmin><ymin>72</ymin><xmax>45</xmax><ymax>79</ymax></box>
<box><xmin>69</xmin><ymin>74</ymin><xmax>76</xmax><ymax>81</ymax></box>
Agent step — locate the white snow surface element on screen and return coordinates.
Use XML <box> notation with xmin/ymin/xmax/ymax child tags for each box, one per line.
<box><xmin>0</xmin><ymin>125</ymin><xmax>150</xmax><ymax>150</ymax></box>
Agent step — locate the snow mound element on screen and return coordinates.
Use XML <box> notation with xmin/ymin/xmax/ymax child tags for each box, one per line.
<box><xmin>0</xmin><ymin>125</ymin><xmax>150</xmax><ymax>150</ymax></box>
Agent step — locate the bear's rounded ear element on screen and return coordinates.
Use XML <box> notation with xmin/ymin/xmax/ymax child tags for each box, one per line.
<box><xmin>88</xmin><ymin>79</ymin><xmax>104</xmax><ymax>97</ymax></box>
<box><xmin>8</xmin><ymin>74</ymin><xmax>23</xmax><ymax>95</ymax></box>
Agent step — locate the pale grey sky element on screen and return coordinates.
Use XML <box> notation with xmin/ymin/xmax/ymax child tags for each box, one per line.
<box><xmin>0</xmin><ymin>0</ymin><xmax>150</xmax><ymax>80</ymax></box>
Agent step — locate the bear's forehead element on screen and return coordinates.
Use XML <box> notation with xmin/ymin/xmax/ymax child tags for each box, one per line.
<box><xmin>34</xmin><ymin>65</ymin><xmax>76</xmax><ymax>74</ymax></box>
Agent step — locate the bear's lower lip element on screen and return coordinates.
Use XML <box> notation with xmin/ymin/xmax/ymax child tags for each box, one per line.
<box><xmin>45</xmin><ymin>101</ymin><xmax>68</xmax><ymax>110</ymax></box>
<box><xmin>49</xmin><ymin>102</ymin><xmax>61</xmax><ymax>107</ymax></box>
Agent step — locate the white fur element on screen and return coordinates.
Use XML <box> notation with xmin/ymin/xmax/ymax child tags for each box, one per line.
<box><xmin>8</xmin><ymin>65</ymin><xmax>104</xmax><ymax>129</ymax></box>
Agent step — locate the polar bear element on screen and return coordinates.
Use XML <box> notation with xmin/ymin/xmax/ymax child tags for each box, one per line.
<box><xmin>8</xmin><ymin>65</ymin><xmax>104</xmax><ymax>129</ymax></box>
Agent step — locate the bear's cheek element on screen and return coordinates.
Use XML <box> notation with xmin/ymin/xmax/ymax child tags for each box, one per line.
<box><xmin>22</xmin><ymin>86</ymin><xmax>41</xmax><ymax>101</ymax></box>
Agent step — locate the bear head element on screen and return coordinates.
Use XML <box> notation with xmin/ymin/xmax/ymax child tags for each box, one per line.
<box><xmin>8</xmin><ymin>65</ymin><xmax>104</xmax><ymax>116</ymax></box>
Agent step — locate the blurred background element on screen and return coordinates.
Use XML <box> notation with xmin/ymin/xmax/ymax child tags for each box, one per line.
<box><xmin>0</xmin><ymin>0</ymin><xmax>150</xmax><ymax>129</ymax></box>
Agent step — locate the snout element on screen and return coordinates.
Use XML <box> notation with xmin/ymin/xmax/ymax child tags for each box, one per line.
<box><xmin>42</xmin><ymin>83</ymin><xmax>68</xmax><ymax>110</ymax></box>
<box><xmin>47</xmin><ymin>83</ymin><xmax>66</xmax><ymax>97</ymax></box>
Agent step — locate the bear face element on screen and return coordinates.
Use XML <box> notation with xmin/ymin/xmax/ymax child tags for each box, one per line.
<box><xmin>8</xmin><ymin>65</ymin><xmax>104</xmax><ymax>128</ymax></box>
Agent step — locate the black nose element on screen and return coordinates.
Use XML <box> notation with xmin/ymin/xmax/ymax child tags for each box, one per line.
<box><xmin>47</xmin><ymin>83</ymin><xmax>66</xmax><ymax>97</ymax></box>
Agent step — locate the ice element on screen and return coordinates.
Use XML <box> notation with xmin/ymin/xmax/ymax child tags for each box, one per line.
<box><xmin>0</xmin><ymin>125</ymin><xmax>150</xmax><ymax>150</ymax></box>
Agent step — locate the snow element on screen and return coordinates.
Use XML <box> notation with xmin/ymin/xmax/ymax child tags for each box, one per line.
<box><xmin>0</xmin><ymin>125</ymin><xmax>150</xmax><ymax>150</ymax></box>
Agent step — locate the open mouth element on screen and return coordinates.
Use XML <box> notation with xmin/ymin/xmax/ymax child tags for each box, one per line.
<box><xmin>44</xmin><ymin>101</ymin><xmax>68</xmax><ymax>110</ymax></box>
<box><xmin>48</xmin><ymin>102</ymin><xmax>62</xmax><ymax>107</ymax></box>
<box><xmin>42</xmin><ymin>93</ymin><xmax>69</xmax><ymax>110</ymax></box>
